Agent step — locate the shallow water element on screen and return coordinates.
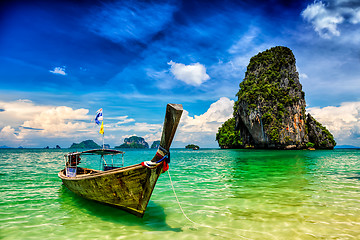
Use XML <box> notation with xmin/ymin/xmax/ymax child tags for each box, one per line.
<box><xmin>1</xmin><ymin>148</ymin><xmax>359</xmax><ymax>239</ymax></box>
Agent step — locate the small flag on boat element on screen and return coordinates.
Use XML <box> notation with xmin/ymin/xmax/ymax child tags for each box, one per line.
<box><xmin>95</xmin><ymin>108</ymin><xmax>103</xmax><ymax>125</ymax></box>
<box><xmin>99</xmin><ymin>121</ymin><xmax>104</xmax><ymax>135</ymax></box>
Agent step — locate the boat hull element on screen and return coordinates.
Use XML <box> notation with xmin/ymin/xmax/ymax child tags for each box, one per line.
<box><xmin>58</xmin><ymin>163</ymin><xmax>163</xmax><ymax>217</ymax></box>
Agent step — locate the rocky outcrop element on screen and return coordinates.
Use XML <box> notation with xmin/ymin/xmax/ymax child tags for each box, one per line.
<box><xmin>115</xmin><ymin>136</ymin><xmax>149</xmax><ymax>149</ymax></box>
<box><xmin>151</xmin><ymin>140</ymin><xmax>160</xmax><ymax>149</ymax></box>
<box><xmin>185</xmin><ymin>144</ymin><xmax>200</xmax><ymax>150</ymax></box>
<box><xmin>70</xmin><ymin>140</ymin><xmax>101</xmax><ymax>149</ymax></box>
<box><xmin>218</xmin><ymin>46</ymin><xmax>335</xmax><ymax>149</ymax></box>
<box><xmin>307</xmin><ymin>114</ymin><xmax>336</xmax><ymax>149</ymax></box>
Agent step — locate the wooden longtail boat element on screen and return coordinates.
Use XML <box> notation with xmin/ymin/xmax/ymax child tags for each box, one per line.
<box><xmin>58</xmin><ymin>104</ymin><xmax>183</xmax><ymax>217</ymax></box>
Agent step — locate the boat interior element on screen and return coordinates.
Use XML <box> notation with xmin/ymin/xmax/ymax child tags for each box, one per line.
<box><xmin>63</xmin><ymin>149</ymin><xmax>125</xmax><ymax>177</ymax></box>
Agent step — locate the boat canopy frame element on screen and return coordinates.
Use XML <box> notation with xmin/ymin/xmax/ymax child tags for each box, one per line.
<box><xmin>64</xmin><ymin>149</ymin><xmax>125</xmax><ymax>177</ymax></box>
<box><xmin>67</xmin><ymin>149</ymin><xmax>125</xmax><ymax>156</ymax></box>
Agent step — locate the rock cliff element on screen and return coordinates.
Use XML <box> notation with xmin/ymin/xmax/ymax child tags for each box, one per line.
<box><xmin>217</xmin><ymin>46</ymin><xmax>335</xmax><ymax>149</ymax></box>
<box><xmin>306</xmin><ymin>114</ymin><xmax>336</xmax><ymax>149</ymax></box>
<box><xmin>115</xmin><ymin>136</ymin><xmax>149</xmax><ymax>149</ymax></box>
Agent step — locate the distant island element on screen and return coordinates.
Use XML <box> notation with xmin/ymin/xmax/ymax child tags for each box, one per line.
<box><xmin>115</xmin><ymin>136</ymin><xmax>149</xmax><ymax>149</ymax></box>
<box><xmin>186</xmin><ymin>144</ymin><xmax>200</xmax><ymax>150</ymax></box>
<box><xmin>70</xmin><ymin>140</ymin><xmax>101</xmax><ymax>149</ymax></box>
<box><xmin>151</xmin><ymin>140</ymin><xmax>160</xmax><ymax>149</ymax></box>
<box><xmin>44</xmin><ymin>145</ymin><xmax>61</xmax><ymax>149</ymax></box>
<box><xmin>216</xmin><ymin>46</ymin><xmax>336</xmax><ymax>150</ymax></box>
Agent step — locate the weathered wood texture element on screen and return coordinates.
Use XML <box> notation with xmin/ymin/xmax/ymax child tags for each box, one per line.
<box><xmin>151</xmin><ymin>103</ymin><xmax>183</xmax><ymax>162</ymax></box>
<box><xmin>59</xmin><ymin>164</ymin><xmax>162</xmax><ymax>217</ymax></box>
<box><xmin>58</xmin><ymin>104</ymin><xmax>183</xmax><ymax>217</ymax></box>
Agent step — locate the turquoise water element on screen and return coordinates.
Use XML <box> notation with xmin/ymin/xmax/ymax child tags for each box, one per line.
<box><xmin>1</xmin><ymin>148</ymin><xmax>360</xmax><ymax>239</ymax></box>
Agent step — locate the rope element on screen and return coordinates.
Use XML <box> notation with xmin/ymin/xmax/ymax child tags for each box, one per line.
<box><xmin>167</xmin><ymin>170</ymin><xmax>197</xmax><ymax>225</ymax></box>
<box><xmin>167</xmin><ymin>170</ymin><xmax>252</xmax><ymax>239</ymax></box>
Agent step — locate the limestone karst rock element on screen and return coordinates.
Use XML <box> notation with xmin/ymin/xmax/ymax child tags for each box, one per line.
<box><xmin>217</xmin><ymin>46</ymin><xmax>335</xmax><ymax>149</ymax></box>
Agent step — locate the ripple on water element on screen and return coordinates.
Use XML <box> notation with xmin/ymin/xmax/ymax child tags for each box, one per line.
<box><xmin>1</xmin><ymin>149</ymin><xmax>360</xmax><ymax>239</ymax></box>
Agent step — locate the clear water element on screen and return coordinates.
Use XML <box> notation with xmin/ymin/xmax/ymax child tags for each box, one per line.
<box><xmin>1</xmin><ymin>148</ymin><xmax>359</xmax><ymax>239</ymax></box>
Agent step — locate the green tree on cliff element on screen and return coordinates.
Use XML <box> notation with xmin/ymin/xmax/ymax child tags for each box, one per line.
<box><xmin>216</xmin><ymin>118</ymin><xmax>243</xmax><ymax>149</ymax></box>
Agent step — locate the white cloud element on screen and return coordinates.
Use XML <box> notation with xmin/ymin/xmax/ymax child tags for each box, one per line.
<box><xmin>299</xmin><ymin>73</ymin><xmax>309</xmax><ymax>79</ymax></box>
<box><xmin>143</xmin><ymin>132</ymin><xmax>162</xmax><ymax>145</ymax></box>
<box><xmin>307</xmin><ymin>101</ymin><xmax>360</xmax><ymax>146</ymax></box>
<box><xmin>0</xmin><ymin>99</ymin><xmax>91</xmax><ymax>147</ymax></box>
<box><xmin>0</xmin><ymin>125</ymin><xmax>29</xmax><ymax>148</ymax></box>
<box><xmin>174</xmin><ymin>97</ymin><xmax>234</xmax><ymax>146</ymax></box>
<box><xmin>49</xmin><ymin>67</ymin><xmax>67</xmax><ymax>75</ymax></box>
<box><xmin>115</xmin><ymin>122</ymin><xmax>162</xmax><ymax>133</ymax></box>
<box><xmin>0</xmin><ymin>99</ymin><xmax>50</xmax><ymax>126</ymax></box>
<box><xmin>301</xmin><ymin>0</ymin><xmax>360</xmax><ymax>39</ymax></box>
<box><xmin>22</xmin><ymin>106</ymin><xmax>90</xmax><ymax>136</ymax></box>
<box><xmin>297</xmin><ymin>66</ymin><xmax>309</xmax><ymax>79</ymax></box>
<box><xmin>0</xmin><ymin>126</ymin><xmax>17</xmax><ymax>140</ymax></box>
<box><xmin>168</xmin><ymin>60</ymin><xmax>210</xmax><ymax>86</ymax></box>
<box><xmin>113</xmin><ymin>116</ymin><xmax>135</xmax><ymax>125</ymax></box>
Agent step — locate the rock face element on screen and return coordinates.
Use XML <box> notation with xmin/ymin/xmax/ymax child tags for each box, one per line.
<box><xmin>220</xmin><ymin>46</ymin><xmax>335</xmax><ymax>149</ymax></box>
<box><xmin>115</xmin><ymin>136</ymin><xmax>149</xmax><ymax>149</ymax></box>
<box><xmin>307</xmin><ymin>114</ymin><xmax>336</xmax><ymax>149</ymax></box>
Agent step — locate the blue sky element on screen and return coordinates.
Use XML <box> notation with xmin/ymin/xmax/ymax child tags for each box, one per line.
<box><xmin>0</xmin><ymin>0</ymin><xmax>359</xmax><ymax>148</ymax></box>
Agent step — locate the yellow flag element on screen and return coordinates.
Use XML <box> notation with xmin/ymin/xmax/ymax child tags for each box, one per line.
<box><xmin>99</xmin><ymin>121</ymin><xmax>104</xmax><ymax>134</ymax></box>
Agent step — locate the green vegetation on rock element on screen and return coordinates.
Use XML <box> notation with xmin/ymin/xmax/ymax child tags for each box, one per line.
<box><xmin>307</xmin><ymin>114</ymin><xmax>336</xmax><ymax>149</ymax></box>
<box><xmin>217</xmin><ymin>46</ymin><xmax>336</xmax><ymax>150</ymax></box>
<box><xmin>115</xmin><ymin>136</ymin><xmax>149</xmax><ymax>149</ymax></box>
<box><xmin>234</xmin><ymin>46</ymin><xmax>305</xmax><ymax>144</ymax></box>
<box><xmin>185</xmin><ymin>144</ymin><xmax>200</xmax><ymax>149</ymax></box>
<box><xmin>216</xmin><ymin>118</ymin><xmax>243</xmax><ymax>149</ymax></box>
<box><xmin>70</xmin><ymin>140</ymin><xmax>101</xmax><ymax>149</ymax></box>
<box><xmin>151</xmin><ymin>140</ymin><xmax>160</xmax><ymax>149</ymax></box>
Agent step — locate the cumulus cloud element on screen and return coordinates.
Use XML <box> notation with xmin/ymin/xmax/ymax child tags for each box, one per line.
<box><xmin>0</xmin><ymin>99</ymin><xmax>91</xmax><ymax>147</ymax></box>
<box><xmin>49</xmin><ymin>67</ymin><xmax>67</xmax><ymax>75</ymax></box>
<box><xmin>168</xmin><ymin>60</ymin><xmax>210</xmax><ymax>86</ymax></box>
<box><xmin>21</xmin><ymin>106</ymin><xmax>90</xmax><ymax>136</ymax></box>
<box><xmin>0</xmin><ymin>99</ymin><xmax>52</xmax><ymax>127</ymax></box>
<box><xmin>302</xmin><ymin>0</ymin><xmax>360</xmax><ymax>38</ymax></box>
<box><xmin>175</xmin><ymin>97</ymin><xmax>234</xmax><ymax>145</ymax></box>
<box><xmin>307</xmin><ymin>101</ymin><xmax>360</xmax><ymax>146</ymax></box>
<box><xmin>0</xmin><ymin>126</ymin><xmax>17</xmax><ymax>139</ymax></box>
<box><xmin>0</xmin><ymin>126</ymin><xmax>25</xmax><ymax>148</ymax></box>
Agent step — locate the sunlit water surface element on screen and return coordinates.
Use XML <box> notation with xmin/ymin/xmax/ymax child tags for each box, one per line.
<box><xmin>1</xmin><ymin>148</ymin><xmax>359</xmax><ymax>239</ymax></box>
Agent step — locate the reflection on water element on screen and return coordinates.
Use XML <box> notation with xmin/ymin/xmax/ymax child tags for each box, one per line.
<box><xmin>0</xmin><ymin>148</ymin><xmax>359</xmax><ymax>239</ymax></box>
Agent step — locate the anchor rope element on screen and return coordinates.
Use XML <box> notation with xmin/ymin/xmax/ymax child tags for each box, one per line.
<box><xmin>167</xmin><ymin>170</ymin><xmax>252</xmax><ymax>240</ymax></box>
